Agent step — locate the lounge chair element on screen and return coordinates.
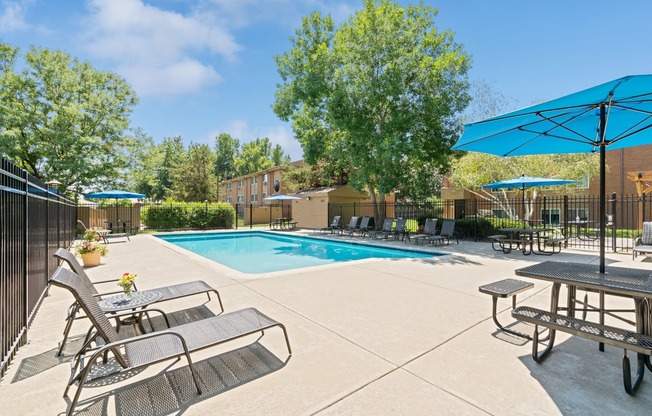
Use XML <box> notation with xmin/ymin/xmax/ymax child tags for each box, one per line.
<box><xmin>49</xmin><ymin>266</ymin><xmax>291</xmax><ymax>416</ymax></box>
<box><xmin>427</xmin><ymin>219</ymin><xmax>459</xmax><ymax>245</ymax></box>
<box><xmin>387</xmin><ymin>217</ymin><xmax>408</xmax><ymax>240</ymax></box>
<box><xmin>314</xmin><ymin>215</ymin><xmax>342</xmax><ymax>234</ymax></box>
<box><xmin>355</xmin><ymin>216</ymin><xmax>372</xmax><ymax>237</ymax></box>
<box><xmin>339</xmin><ymin>216</ymin><xmax>359</xmax><ymax>236</ymax></box>
<box><xmin>633</xmin><ymin>221</ymin><xmax>652</xmax><ymax>260</ymax></box>
<box><xmin>371</xmin><ymin>218</ymin><xmax>395</xmax><ymax>239</ymax></box>
<box><xmin>411</xmin><ymin>218</ymin><xmax>438</xmax><ymax>245</ymax></box>
<box><xmin>53</xmin><ymin>248</ymin><xmax>224</xmax><ymax>356</ymax></box>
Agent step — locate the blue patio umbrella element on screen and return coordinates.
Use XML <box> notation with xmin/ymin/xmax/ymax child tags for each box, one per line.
<box><xmin>453</xmin><ymin>75</ymin><xmax>652</xmax><ymax>272</ymax></box>
<box><xmin>85</xmin><ymin>190</ymin><xmax>145</xmax><ymax>228</ymax></box>
<box><xmin>481</xmin><ymin>175</ymin><xmax>577</xmax><ymax>227</ymax></box>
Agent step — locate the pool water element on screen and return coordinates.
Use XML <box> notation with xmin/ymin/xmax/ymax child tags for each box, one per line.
<box><xmin>156</xmin><ymin>232</ymin><xmax>440</xmax><ymax>274</ymax></box>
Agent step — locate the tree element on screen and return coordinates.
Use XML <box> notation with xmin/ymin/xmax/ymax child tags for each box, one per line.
<box><xmin>154</xmin><ymin>137</ymin><xmax>186</xmax><ymax>201</ymax></box>
<box><xmin>234</xmin><ymin>137</ymin><xmax>274</xmax><ymax>176</ymax></box>
<box><xmin>271</xmin><ymin>144</ymin><xmax>291</xmax><ymax>166</ymax></box>
<box><xmin>274</xmin><ymin>0</ymin><xmax>471</xmax><ymax>222</ymax></box>
<box><xmin>0</xmin><ymin>43</ymin><xmax>138</xmax><ymax>195</ymax></box>
<box><xmin>126</xmin><ymin>128</ymin><xmax>162</xmax><ymax>198</ymax></box>
<box><xmin>170</xmin><ymin>143</ymin><xmax>217</xmax><ymax>202</ymax></box>
<box><xmin>214</xmin><ymin>133</ymin><xmax>240</xmax><ymax>180</ymax></box>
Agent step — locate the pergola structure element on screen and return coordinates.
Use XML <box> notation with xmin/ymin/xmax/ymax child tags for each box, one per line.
<box><xmin>627</xmin><ymin>171</ymin><xmax>652</xmax><ymax>228</ymax></box>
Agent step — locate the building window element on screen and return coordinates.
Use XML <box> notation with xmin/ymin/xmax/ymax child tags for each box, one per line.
<box><xmin>541</xmin><ymin>208</ymin><xmax>560</xmax><ymax>226</ymax></box>
<box><xmin>227</xmin><ymin>196</ymin><xmax>232</xmax><ymax>203</ymax></box>
<box><xmin>567</xmin><ymin>208</ymin><xmax>589</xmax><ymax>221</ymax></box>
<box><xmin>251</xmin><ymin>193</ymin><xmax>258</xmax><ymax>203</ymax></box>
<box><xmin>237</xmin><ymin>179</ymin><xmax>244</xmax><ymax>189</ymax></box>
<box><xmin>262</xmin><ymin>191</ymin><xmax>267</xmax><ymax>200</ymax></box>
<box><xmin>237</xmin><ymin>195</ymin><xmax>244</xmax><ymax>203</ymax></box>
<box><xmin>252</xmin><ymin>176</ymin><xmax>258</xmax><ymax>186</ymax></box>
<box><xmin>226</xmin><ymin>183</ymin><xmax>232</xmax><ymax>191</ymax></box>
<box><xmin>574</xmin><ymin>175</ymin><xmax>590</xmax><ymax>189</ymax></box>
<box><xmin>263</xmin><ymin>174</ymin><xmax>268</xmax><ymax>184</ymax></box>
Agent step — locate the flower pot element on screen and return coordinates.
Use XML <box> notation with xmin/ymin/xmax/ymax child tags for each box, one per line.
<box><xmin>81</xmin><ymin>251</ymin><xmax>101</xmax><ymax>267</ymax></box>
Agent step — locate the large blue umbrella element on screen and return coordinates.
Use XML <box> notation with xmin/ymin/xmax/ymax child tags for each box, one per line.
<box><xmin>481</xmin><ymin>175</ymin><xmax>577</xmax><ymax>227</ymax></box>
<box><xmin>453</xmin><ymin>75</ymin><xmax>652</xmax><ymax>272</ymax></box>
<box><xmin>85</xmin><ymin>190</ymin><xmax>145</xmax><ymax>228</ymax></box>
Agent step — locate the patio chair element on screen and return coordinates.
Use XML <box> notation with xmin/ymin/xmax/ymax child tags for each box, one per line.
<box><xmin>411</xmin><ymin>218</ymin><xmax>438</xmax><ymax>245</ymax></box>
<box><xmin>53</xmin><ymin>248</ymin><xmax>224</xmax><ymax>356</ymax></box>
<box><xmin>386</xmin><ymin>217</ymin><xmax>408</xmax><ymax>241</ymax></box>
<box><xmin>314</xmin><ymin>215</ymin><xmax>341</xmax><ymax>234</ymax></box>
<box><xmin>355</xmin><ymin>216</ymin><xmax>372</xmax><ymax>237</ymax></box>
<box><xmin>339</xmin><ymin>216</ymin><xmax>360</xmax><ymax>236</ymax></box>
<box><xmin>427</xmin><ymin>219</ymin><xmax>459</xmax><ymax>245</ymax></box>
<box><xmin>49</xmin><ymin>266</ymin><xmax>291</xmax><ymax>416</ymax></box>
<box><xmin>633</xmin><ymin>221</ymin><xmax>652</xmax><ymax>260</ymax></box>
<box><xmin>371</xmin><ymin>218</ymin><xmax>395</xmax><ymax>239</ymax></box>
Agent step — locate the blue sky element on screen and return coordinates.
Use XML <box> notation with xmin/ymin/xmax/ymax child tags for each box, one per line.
<box><xmin>2</xmin><ymin>0</ymin><xmax>652</xmax><ymax>160</ymax></box>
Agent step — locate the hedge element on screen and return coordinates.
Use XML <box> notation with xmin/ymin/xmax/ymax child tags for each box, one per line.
<box><xmin>141</xmin><ymin>202</ymin><xmax>235</xmax><ymax>230</ymax></box>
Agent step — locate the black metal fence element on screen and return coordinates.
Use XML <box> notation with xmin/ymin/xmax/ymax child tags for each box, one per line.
<box><xmin>1</xmin><ymin>158</ymin><xmax>77</xmax><ymax>376</ymax></box>
<box><xmin>329</xmin><ymin>193</ymin><xmax>652</xmax><ymax>253</ymax></box>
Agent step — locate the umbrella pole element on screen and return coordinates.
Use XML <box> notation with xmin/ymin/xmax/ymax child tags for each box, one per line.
<box><xmin>599</xmin><ymin>105</ymin><xmax>607</xmax><ymax>274</ymax></box>
<box><xmin>522</xmin><ymin>184</ymin><xmax>526</xmax><ymax>228</ymax></box>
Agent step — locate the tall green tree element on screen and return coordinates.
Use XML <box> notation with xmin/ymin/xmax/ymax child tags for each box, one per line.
<box><xmin>271</xmin><ymin>144</ymin><xmax>291</xmax><ymax>166</ymax></box>
<box><xmin>274</xmin><ymin>0</ymin><xmax>471</xmax><ymax>221</ymax></box>
<box><xmin>234</xmin><ymin>137</ymin><xmax>274</xmax><ymax>176</ymax></box>
<box><xmin>214</xmin><ymin>133</ymin><xmax>240</xmax><ymax>180</ymax></box>
<box><xmin>0</xmin><ymin>43</ymin><xmax>138</xmax><ymax>195</ymax></box>
<box><xmin>150</xmin><ymin>136</ymin><xmax>186</xmax><ymax>201</ymax></box>
<box><xmin>170</xmin><ymin>143</ymin><xmax>217</xmax><ymax>202</ymax></box>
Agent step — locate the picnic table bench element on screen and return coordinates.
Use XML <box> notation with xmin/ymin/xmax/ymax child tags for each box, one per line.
<box><xmin>514</xmin><ymin>261</ymin><xmax>652</xmax><ymax>395</ymax></box>
<box><xmin>512</xmin><ymin>306</ymin><xmax>652</xmax><ymax>395</ymax></box>
<box><xmin>479</xmin><ymin>278</ymin><xmax>534</xmax><ymax>339</ymax></box>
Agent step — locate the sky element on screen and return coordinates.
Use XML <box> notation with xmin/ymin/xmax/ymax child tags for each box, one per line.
<box><xmin>2</xmin><ymin>0</ymin><xmax>652</xmax><ymax>161</ymax></box>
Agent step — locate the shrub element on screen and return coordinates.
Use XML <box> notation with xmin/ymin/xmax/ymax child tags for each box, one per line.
<box><xmin>141</xmin><ymin>202</ymin><xmax>235</xmax><ymax>230</ymax></box>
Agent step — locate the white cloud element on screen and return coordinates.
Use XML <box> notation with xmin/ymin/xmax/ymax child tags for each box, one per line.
<box><xmin>83</xmin><ymin>0</ymin><xmax>241</xmax><ymax>97</ymax></box>
<box><xmin>0</xmin><ymin>0</ymin><xmax>29</xmax><ymax>32</ymax></box>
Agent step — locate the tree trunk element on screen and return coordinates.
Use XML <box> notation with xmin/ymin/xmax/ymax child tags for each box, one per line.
<box><xmin>368</xmin><ymin>186</ymin><xmax>386</xmax><ymax>230</ymax></box>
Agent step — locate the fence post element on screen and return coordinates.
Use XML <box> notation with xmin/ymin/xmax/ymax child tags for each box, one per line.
<box><xmin>563</xmin><ymin>194</ymin><xmax>569</xmax><ymax>248</ymax></box>
<box><xmin>235</xmin><ymin>203</ymin><xmax>239</xmax><ymax>229</ymax></box>
<box><xmin>610</xmin><ymin>192</ymin><xmax>617</xmax><ymax>252</ymax></box>
<box><xmin>643</xmin><ymin>192</ymin><xmax>647</xmax><ymax>224</ymax></box>
<box><xmin>21</xmin><ymin>169</ymin><xmax>28</xmax><ymax>344</ymax></box>
<box><xmin>250</xmin><ymin>203</ymin><xmax>253</xmax><ymax>229</ymax></box>
<box><xmin>473</xmin><ymin>198</ymin><xmax>478</xmax><ymax>241</ymax></box>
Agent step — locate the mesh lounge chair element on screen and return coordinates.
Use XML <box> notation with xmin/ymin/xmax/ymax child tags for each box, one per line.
<box><xmin>315</xmin><ymin>215</ymin><xmax>341</xmax><ymax>234</ymax></box>
<box><xmin>339</xmin><ymin>216</ymin><xmax>359</xmax><ymax>236</ymax></box>
<box><xmin>386</xmin><ymin>217</ymin><xmax>408</xmax><ymax>240</ymax></box>
<box><xmin>53</xmin><ymin>248</ymin><xmax>224</xmax><ymax>356</ymax></box>
<box><xmin>371</xmin><ymin>218</ymin><xmax>395</xmax><ymax>239</ymax></box>
<box><xmin>411</xmin><ymin>218</ymin><xmax>438</xmax><ymax>245</ymax></box>
<box><xmin>633</xmin><ymin>221</ymin><xmax>652</xmax><ymax>260</ymax></box>
<box><xmin>355</xmin><ymin>216</ymin><xmax>372</xmax><ymax>237</ymax></box>
<box><xmin>49</xmin><ymin>266</ymin><xmax>291</xmax><ymax>416</ymax></box>
<box><xmin>428</xmin><ymin>219</ymin><xmax>459</xmax><ymax>245</ymax></box>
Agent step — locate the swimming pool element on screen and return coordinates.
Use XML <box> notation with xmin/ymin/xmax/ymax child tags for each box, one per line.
<box><xmin>156</xmin><ymin>231</ymin><xmax>441</xmax><ymax>274</ymax></box>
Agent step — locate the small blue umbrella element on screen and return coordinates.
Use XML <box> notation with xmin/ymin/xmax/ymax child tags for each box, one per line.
<box><xmin>481</xmin><ymin>175</ymin><xmax>577</xmax><ymax>227</ymax></box>
<box><xmin>453</xmin><ymin>75</ymin><xmax>652</xmax><ymax>272</ymax></box>
<box><xmin>85</xmin><ymin>190</ymin><xmax>146</xmax><ymax>199</ymax></box>
<box><xmin>85</xmin><ymin>190</ymin><xmax>145</xmax><ymax>227</ymax></box>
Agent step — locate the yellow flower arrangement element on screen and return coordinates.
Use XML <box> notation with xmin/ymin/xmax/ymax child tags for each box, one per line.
<box><xmin>118</xmin><ymin>272</ymin><xmax>137</xmax><ymax>296</ymax></box>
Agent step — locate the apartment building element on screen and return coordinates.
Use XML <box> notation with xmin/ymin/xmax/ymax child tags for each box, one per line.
<box><xmin>219</xmin><ymin>161</ymin><xmax>304</xmax><ymax>206</ymax></box>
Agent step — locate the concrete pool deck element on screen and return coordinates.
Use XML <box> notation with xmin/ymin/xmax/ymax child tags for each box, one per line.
<box><xmin>1</xmin><ymin>230</ymin><xmax>652</xmax><ymax>415</ymax></box>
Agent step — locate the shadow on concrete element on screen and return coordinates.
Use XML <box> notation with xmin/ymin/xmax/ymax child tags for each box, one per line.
<box><xmin>64</xmin><ymin>342</ymin><xmax>288</xmax><ymax>416</ymax></box>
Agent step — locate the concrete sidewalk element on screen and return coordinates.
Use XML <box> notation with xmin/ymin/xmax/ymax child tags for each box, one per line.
<box><xmin>1</xmin><ymin>231</ymin><xmax>651</xmax><ymax>415</ymax></box>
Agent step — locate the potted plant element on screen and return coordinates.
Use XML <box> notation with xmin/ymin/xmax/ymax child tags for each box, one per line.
<box><xmin>75</xmin><ymin>232</ymin><xmax>108</xmax><ymax>267</ymax></box>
